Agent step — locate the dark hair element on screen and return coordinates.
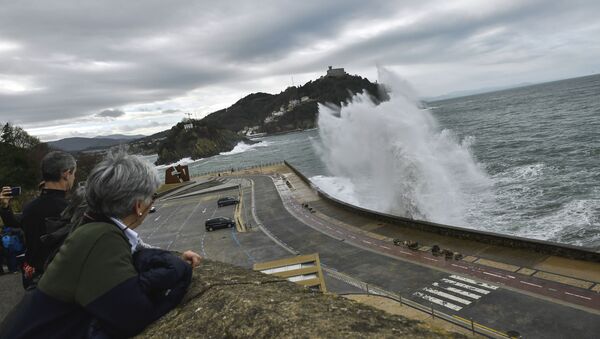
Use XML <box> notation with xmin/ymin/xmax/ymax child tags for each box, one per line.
<box><xmin>41</xmin><ymin>151</ymin><xmax>76</xmax><ymax>182</ymax></box>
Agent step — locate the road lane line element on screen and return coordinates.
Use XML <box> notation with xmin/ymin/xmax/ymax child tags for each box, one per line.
<box><xmin>398</xmin><ymin>250</ymin><xmax>414</xmax><ymax>256</ymax></box>
<box><xmin>154</xmin><ymin>216</ymin><xmax>161</xmax><ymax>221</ymax></box>
<box><xmin>422</xmin><ymin>287</ymin><xmax>471</xmax><ymax>305</ymax></box>
<box><xmin>519</xmin><ymin>281</ymin><xmax>542</xmax><ymax>288</ymax></box>
<box><xmin>565</xmin><ymin>292</ymin><xmax>592</xmax><ymax>300</ymax></box>
<box><xmin>483</xmin><ymin>271</ymin><xmax>507</xmax><ymax>279</ymax></box>
<box><xmin>349</xmin><ymin>235</ymin><xmax>356</xmax><ymax>239</ymax></box>
<box><xmin>381</xmin><ymin>246</ymin><xmax>391</xmax><ymax>250</ymax></box>
<box><xmin>451</xmin><ymin>264</ymin><xmax>468</xmax><ymax>269</ymax></box>
<box><xmin>202</xmin><ymin>208</ymin><xmax>206</xmax><ymax>213</ymax></box>
<box><xmin>441</xmin><ymin>279</ymin><xmax>491</xmax><ymax>294</ymax></box>
<box><xmin>362</xmin><ymin>240</ymin><xmax>372</xmax><ymax>245</ymax></box>
<box><xmin>413</xmin><ymin>292</ymin><xmax>462</xmax><ymax>311</ymax></box>
<box><xmin>424</xmin><ymin>257</ymin><xmax>438</xmax><ymax>262</ymax></box>
<box><xmin>450</xmin><ymin>275</ymin><xmax>499</xmax><ymax>290</ymax></box>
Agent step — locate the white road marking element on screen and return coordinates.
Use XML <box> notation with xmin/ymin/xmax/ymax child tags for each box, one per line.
<box><xmin>565</xmin><ymin>292</ymin><xmax>592</xmax><ymax>300</ymax></box>
<box><xmin>422</xmin><ymin>287</ymin><xmax>471</xmax><ymax>305</ymax></box>
<box><xmin>451</xmin><ymin>263</ymin><xmax>468</xmax><ymax>269</ymax></box>
<box><xmin>441</xmin><ymin>279</ymin><xmax>491</xmax><ymax>295</ymax></box>
<box><xmin>413</xmin><ymin>292</ymin><xmax>462</xmax><ymax>311</ymax></box>
<box><xmin>362</xmin><ymin>240</ymin><xmax>372</xmax><ymax>245</ymax></box>
<box><xmin>549</xmin><ymin>288</ymin><xmax>557</xmax><ymax>292</ymax></box>
<box><xmin>335</xmin><ymin>230</ymin><xmax>343</xmax><ymax>234</ymax></box>
<box><xmin>381</xmin><ymin>246</ymin><xmax>391</xmax><ymax>250</ymax></box>
<box><xmin>433</xmin><ymin>282</ymin><xmax>481</xmax><ymax>299</ymax></box>
<box><xmin>349</xmin><ymin>235</ymin><xmax>356</xmax><ymax>239</ymax></box>
<box><xmin>398</xmin><ymin>250</ymin><xmax>414</xmax><ymax>256</ymax></box>
<box><xmin>154</xmin><ymin>216</ymin><xmax>161</xmax><ymax>221</ymax></box>
<box><xmin>424</xmin><ymin>257</ymin><xmax>438</xmax><ymax>262</ymax></box>
<box><xmin>483</xmin><ymin>271</ymin><xmax>507</xmax><ymax>279</ymax></box>
<box><xmin>450</xmin><ymin>275</ymin><xmax>499</xmax><ymax>290</ymax></box>
<box><xmin>202</xmin><ymin>208</ymin><xmax>207</xmax><ymax>213</ymax></box>
<box><xmin>519</xmin><ymin>281</ymin><xmax>542</xmax><ymax>288</ymax></box>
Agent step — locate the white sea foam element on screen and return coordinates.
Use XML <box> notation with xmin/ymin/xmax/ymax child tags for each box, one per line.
<box><xmin>310</xmin><ymin>175</ymin><xmax>361</xmax><ymax>206</ymax></box>
<box><xmin>220</xmin><ymin>141</ymin><xmax>270</xmax><ymax>156</ymax></box>
<box><xmin>313</xmin><ymin>67</ymin><xmax>492</xmax><ymax>225</ymax></box>
<box><xmin>154</xmin><ymin>157</ymin><xmax>198</xmax><ymax>170</ymax></box>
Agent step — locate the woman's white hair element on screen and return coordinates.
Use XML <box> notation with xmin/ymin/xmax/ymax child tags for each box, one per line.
<box><xmin>85</xmin><ymin>148</ymin><xmax>160</xmax><ymax>219</ymax></box>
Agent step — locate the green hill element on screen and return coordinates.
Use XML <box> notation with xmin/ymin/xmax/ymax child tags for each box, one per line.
<box><xmin>138</xmin><ymin>72</ymin><xmax>384</xmax><ymax>165</ymax></box>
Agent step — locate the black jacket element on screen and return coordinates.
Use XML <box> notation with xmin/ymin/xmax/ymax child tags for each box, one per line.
<box><xmin>0</xmin><ymin>189</ymin><xmax>68</xmax><ymax>270</ymax></box>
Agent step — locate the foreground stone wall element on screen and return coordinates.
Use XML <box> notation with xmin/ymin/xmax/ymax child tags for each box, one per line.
<box><xmin>138</xmin><ymin>260</ymin><xmax>464</xmax><ymax>338</ymax></box>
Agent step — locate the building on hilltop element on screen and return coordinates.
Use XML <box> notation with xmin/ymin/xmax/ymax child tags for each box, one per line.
<box><xmin>326</xmin><ymin>66</ymin><xmax>346</xmax><ymax>77</ymax></box>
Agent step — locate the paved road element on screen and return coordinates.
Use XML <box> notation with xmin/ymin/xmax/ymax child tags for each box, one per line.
<box><xmin>248</xmin><ymin>175</ymin><xmax>600</xmax><ymax>339</ymax></box>
<box><xmin>139</xmin><ymin>176</ymin><xmax>600</xmax><ymax>338</ymax></box>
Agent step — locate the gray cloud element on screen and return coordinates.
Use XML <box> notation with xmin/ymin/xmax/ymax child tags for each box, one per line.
<box><xmin>97</xmin><ymin>109</ymin><xmax>125</xmax><ymax>118</ymax></box>
<box><xmin>0</xmin><ymin>0</ymin><xmax>598</xmax><ymax>138</ymax></box>
<box><xmin>162</xmin><ymin>109</ymin><xmax>180</xmax><ymax>114</ymax></box>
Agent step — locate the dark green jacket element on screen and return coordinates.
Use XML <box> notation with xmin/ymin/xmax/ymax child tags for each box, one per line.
<box><xmin>0</xmin><ymin>221</ymin><xmax>191</xmax><ymax>339</ymax></box>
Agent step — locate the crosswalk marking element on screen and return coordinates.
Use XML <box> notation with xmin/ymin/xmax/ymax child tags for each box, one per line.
<box><xmin>432</xmin><ymin>282</ymin><xmax>481</xmax><ymax>299</ymax></box>
<box><xmin>441</xmin><ymin>278</ymin><xmax>491</xmax><ymax>295</ymax></box>
<box><xmin>450</xmin><ymin>275</ymin><xmax>499</xmax><ymax>290</ymax></box>
<box><xmin>413</xmin><ymin>275</ymin><xmax>499</xmax><ymax>312</ymax></box>
<box><xmin>422</xmin><ymin>287</ymin><xmax>471</xmax><ymax>305</ymax></box>
<box><xmin>413</xmin><ymin>292</ymin><xmax>463</xmax><ymax>311</ymax></box>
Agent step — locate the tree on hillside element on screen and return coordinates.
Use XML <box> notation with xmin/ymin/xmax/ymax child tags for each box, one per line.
<box><xmin>1</xmin><ymin>122</ymin><xmax>40</xmax><ymax>149</ymax></box>
<box><xmin>0</xmin><ymin>122</ymin><xmax>46</xmax><ymax>191</ymax></box>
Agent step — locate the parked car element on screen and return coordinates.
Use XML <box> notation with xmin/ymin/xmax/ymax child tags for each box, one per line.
<box><xmin>205</xmin><ymin>217</ymin><xmax>235</xmax><ymax>231</ymax></box>
<box><xmin>149</xmin><ymin>206</ymin><xmax>156</xmax><ymax>213</ymax></box>
<box><xmin>217</xmin><ymin>197</ymin><xmax>239</xmax><ymax>207</ymax></box>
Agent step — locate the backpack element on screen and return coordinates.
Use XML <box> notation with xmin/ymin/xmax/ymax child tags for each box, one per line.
<box><xmin>40</xmin><ymin>217</ymin><xmax>73</xmax><ymax>269</ymax></box>
<box><xmin>1</xmin><ymin>227</ymin><xmax>25</xmax><ymax>253</ymax></box>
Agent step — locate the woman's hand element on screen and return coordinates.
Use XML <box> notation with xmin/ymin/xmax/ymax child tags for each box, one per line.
<box><xmin>181</xmin><ymin>250</ymin><xmax>202</xmax><ymax>267</ymax></box>
<box><xmin>0</xmin><ymin>187</ymin><xmax>12</xmax><ymax>209</ymax></box>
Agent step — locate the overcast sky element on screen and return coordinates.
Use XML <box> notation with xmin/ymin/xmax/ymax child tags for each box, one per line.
<box><xmin>1</xmin><ymin>0</ymin><xmax>599</xmax><ymax>141</ymax></box>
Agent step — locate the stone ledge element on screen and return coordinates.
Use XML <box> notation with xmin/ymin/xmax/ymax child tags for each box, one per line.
<box><xmin>137</xmin><ymin>260</ymin><xmax>465</xmax><ymax>338</ymax></box>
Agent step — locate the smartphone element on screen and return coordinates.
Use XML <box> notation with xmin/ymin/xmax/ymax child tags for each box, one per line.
<box><xmin>10</xmin><ymin>187</ymin><xmax>21</xmax><ymax>197</ymax></box>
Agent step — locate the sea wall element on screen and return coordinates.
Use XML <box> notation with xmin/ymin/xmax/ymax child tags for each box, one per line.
<box><xmin>284</xmin><ymin>161</ymin><xmax>600</xmax><ymax>262</ymax></box>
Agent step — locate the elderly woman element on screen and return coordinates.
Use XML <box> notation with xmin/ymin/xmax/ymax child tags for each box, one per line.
<box><xmin>0</xmin><ymin>149</ymin><xmax>201</xmax><ymax>338</ymax></box>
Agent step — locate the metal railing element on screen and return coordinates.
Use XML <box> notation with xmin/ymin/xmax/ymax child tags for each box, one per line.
<box><xmin>323</xmin><ymin>267</ymin><xmax>514</xmax><ymax>338</ymax></box>
<box><xmin>190</xmin><ymin>161</ymin><xmax>285</xmax><ymax>178</ymax></box>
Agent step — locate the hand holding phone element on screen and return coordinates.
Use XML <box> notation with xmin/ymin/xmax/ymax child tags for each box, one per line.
<box><xmin>0</xmin><ymin>186</ymin><xmax>13</xmax><ymax>208</ymax></box>
<box><xmin>10</xmin><ymin>187</ymin><xmax>21</xmax><ymax>197</ymax></box>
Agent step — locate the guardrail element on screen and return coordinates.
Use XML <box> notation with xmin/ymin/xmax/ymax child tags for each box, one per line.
<box><xmin>283</xmin><ymin>161</ymin><xmax>600</xmax><ymax>262</ymax></box>
<box><xmin>191</xmin><ymin>161</ymin><xmax>285</xmax><ymax>178</ymax></box>
<box><xmin>323</xmin><ymin>267</ymin><xmax>513</xmax><ymax>338</ymax></box>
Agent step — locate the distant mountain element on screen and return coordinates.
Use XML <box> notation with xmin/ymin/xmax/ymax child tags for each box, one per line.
<box><xmin>49</xmin><ymin>137</ymin><xmax>130</xmax><ymax>152</ymax></box>
<box><xmin>424</xmin><ymin>82</ymin><xmax>535</xmax><ymax>102</ymax></box>
<box><xmin>94</xmin><ymin>134</ymin><xmax>145</xmax><ymax>140</ymax></box>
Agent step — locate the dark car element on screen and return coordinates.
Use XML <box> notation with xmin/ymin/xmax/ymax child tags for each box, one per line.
<box><xmin>217</xmin><ymin>197</ymin><xmax>239</xmax><ymax>207</ymax></box>
<box><xmin>205</xmin><ymin>217</ymin><xmax>235</xmax><ymax>231</ymax></box>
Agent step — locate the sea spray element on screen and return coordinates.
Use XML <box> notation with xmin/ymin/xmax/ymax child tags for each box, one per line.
<box><xmin>314</xmin><ymin>67</ymin><xmax>491</xmax><ymax>226</ymax></box>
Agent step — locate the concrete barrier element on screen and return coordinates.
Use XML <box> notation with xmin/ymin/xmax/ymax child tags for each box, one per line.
<box><xmin>284</xmin><ymin>161</ymin><xmax>600</xmax><ymax>262</ymax></box>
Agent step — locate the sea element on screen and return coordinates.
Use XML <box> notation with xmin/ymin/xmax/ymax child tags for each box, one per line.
<box><xmin>150</xmin><ymin>71</ymin><xmax>600</xmax><ymax>250</ymax></box>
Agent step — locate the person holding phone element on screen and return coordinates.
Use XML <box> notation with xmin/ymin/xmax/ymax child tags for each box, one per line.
<box><xmin>0</xmin><ymin>151</ymin><xmax>77</xmax><ymax>289</ymax></box>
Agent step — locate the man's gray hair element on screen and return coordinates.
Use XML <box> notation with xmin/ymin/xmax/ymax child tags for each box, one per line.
<box><xmin>85</xmin><ymin>148</ymin><xmax>160</xmax><ymax>219</ymax></box>
<box><xmin>41</xmin><ymin>151</ymin><xmax>77</xmax><ymax>182</ymax></box>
